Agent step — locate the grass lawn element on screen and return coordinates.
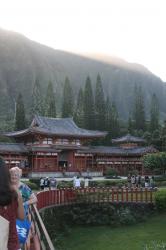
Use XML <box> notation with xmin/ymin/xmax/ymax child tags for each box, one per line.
<box><xmin>59</xmin><ymin>213</ymin><xmax>166</xmax><ymax>250</ymax></box>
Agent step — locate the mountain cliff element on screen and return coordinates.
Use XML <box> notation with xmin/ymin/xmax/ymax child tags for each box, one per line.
<box><xmin>0</xmin><ymin>28</ymin><xmax>166</xmax><ymax>122</ymax></box>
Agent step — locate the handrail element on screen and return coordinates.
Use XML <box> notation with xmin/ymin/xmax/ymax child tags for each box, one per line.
<box><xmin>29</xmin><ymin>204</ymin><xmax>55</xmax><ymax>250</ymax></box>
<box><xmin>37</xmin><ymin>187</ymin><xmax>156</xmax><ymax>211</ymax></box>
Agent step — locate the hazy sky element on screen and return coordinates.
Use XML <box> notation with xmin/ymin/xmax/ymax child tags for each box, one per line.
<box><xmin>1</xmin><ymin>0</ymin><xmax>166</xmax><ymax>81</ymax></box>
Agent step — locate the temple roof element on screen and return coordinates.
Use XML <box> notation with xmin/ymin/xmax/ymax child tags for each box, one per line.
<box><xmin>0</xmin><ymin>143</ymin><xmax>28</xmax><ymax>154</ymax></box>
<box><xmin>112</xmin><ymin>134</ymin><xmax>146</xmax><ymax>144</ymax></box>
<box><xmin>3</xmin><ymin>115</ymin><xmax>107</xmax><ymax>139</ymax></box>
<box><xmin>78</xmin><ymin>145</ymin><xmax>157</xmax><ymax>156</ymax></box>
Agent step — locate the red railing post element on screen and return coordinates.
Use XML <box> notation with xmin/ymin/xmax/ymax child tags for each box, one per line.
<box><xmin>121</xmin><ymin>188</ymin><xmax>124</xmax><ymax>202</ymax></box>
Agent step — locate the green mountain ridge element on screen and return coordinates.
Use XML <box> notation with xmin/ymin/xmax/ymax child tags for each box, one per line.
<box><xmin>0</xmin><ymin>28</ymin><xmax>166</xmax><ymax>123</ymax></box>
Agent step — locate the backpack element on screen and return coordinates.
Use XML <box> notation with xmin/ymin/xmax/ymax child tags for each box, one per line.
<box><xmin>0</xmin><ymin>215</ymin><xmax>9</xmax><ymax>250</ymax></box>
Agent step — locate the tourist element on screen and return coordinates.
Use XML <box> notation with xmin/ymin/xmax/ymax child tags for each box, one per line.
<box><xmin>74</xmin><ymin>176</ymin><xmax>81</xmax><ymax>188</ymax></box>
<box><xmin>10</xmin><ymin>167</ymin><xmax>37</xmax><ymax>249</ymax></box>
<box><xmin>84</xmin><ymin>177</ymin><xmax>89</xmax><ymax>188</ymax></box>
<box><xmin>131</xmin><ymin>175</ymin><xmax>136</xmax><ymax>188</ymax></box>
<box><xmin>44</xmin><ymin>177</ymin><xmax>50</xmax><ymax>190</ymax></box>
<box><xmin>150</xmin><ymin>176</ymin><xmax>155</xmax><ymax>189</ymax></box>
<box><xmin>10</xmin><ymin>167</ymin><xmax>37</xmax><ymax>206</ymax></box>
<box><xmin>73</xmin><ymin>175</ymin><xmax>77</xmax><ymax>187</ymax></box>
<box><xmin>144</xmin><ymin>175</ymin><xmax>150</xmax><ymax>188</ymax></box>
<box><xmin>50</xmin><ymin>177</ymin><xmax>57</xmax><ymax>190</ymax></box>
<box><xmin>0</xmin><ymin>158</ymin><xmax>24</xmax><ymax>250</ymax></box>
<box><xmin>40</xmin><ymin>177</ymin><xmax>45</xmax><ymax>190</ymax></box>
<box><xmin>136</xmin><ymin>175</ymin><xmax>142</xmax><ymax>188</ymax></box>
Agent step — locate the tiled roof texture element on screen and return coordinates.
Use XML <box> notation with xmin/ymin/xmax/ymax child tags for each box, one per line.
<box><xmin>0</xmin><ymin>143</ymin><xmax>28</xmax><ymax>153</ymax></box>
<box><xmin>78</xmin><ymin>146</ymin><xmax>157</xmax><ymax>156</ymax></box>
<box><xmin>112</xmin><ymin>134</ymin><xmax>146</xmax><ymax>143</ymax></box>
<box><xmin>3</xmin><ymin>115</ymin><xmax>107</xmax><ymax>138</ymax></box>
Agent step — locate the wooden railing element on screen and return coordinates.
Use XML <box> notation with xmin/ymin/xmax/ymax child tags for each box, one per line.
<box><xmin>37</xmin><ymin>187</ymin><xmax>156</xmax><ymax>211</ymax></box>
<box><xmin>29</xmin><ymin>204</ymin><xmax>55</xmax><ymax>250</ymax></box>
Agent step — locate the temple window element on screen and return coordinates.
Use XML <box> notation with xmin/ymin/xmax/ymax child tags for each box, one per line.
<box><xmin>43</xmin><ymin>138</ymin><xmax>53</xmax><ymax>144</ymax></box>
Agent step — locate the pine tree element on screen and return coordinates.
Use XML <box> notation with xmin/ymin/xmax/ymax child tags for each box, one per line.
<box><xmin>44</xmin><ymin>81</ymin><xmax>56</xmax><ymax>117</ymax></box>
<box><xmin>110</xmin><ymin>102</ymin><xmax>120</xmax><ymax>137</ymax></box>
<box><xmin>105</xmin><ymin>97</ymin><xmax>120</xmax><ymax>141</ymax></box>
<box><xmin>31</xmin><ymin>79</ymin><xmax>44</xmax><ymax>116</ymax></box>
<box><xmin>150</xmin><ymin>93</ymin><xmax>159</xmax><ymax>132</ymax></box>
<box><xmin>132</xmin><ymin>85</ymin><xmax>146</xmax><ymax>131</ymax></box>
<box><xmin>15</xmin><ymin>93</ymin><xmax>26</xmax><ymax>130</ymax></box>
<box><xmin>62</xmin><ymin>77</ymin><xmax>74</xmax><ymax>117</ymax></box>
<box><xmin>94</xmin><ymin>74</ymin><xmax>106</xmax><ymax>130</ymax></box>
<box><xmin>74</xmin><ymin>87</ymin><xmax>84</xmax><ymax>127</ymax></box>
<box><xmin>83</xmin><ymin>76</ymin><xmax>95</xmax><ymax>129</ymax></box>
<box><xmin>128</xmin><ymin>115</ymin><xmax>133</xmax><ymax>134</ymax></box>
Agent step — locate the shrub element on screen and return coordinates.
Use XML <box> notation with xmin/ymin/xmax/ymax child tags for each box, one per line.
<box><xmin>155</xmin><ymin>189</ymin><xmax>166</xmax><ymax>211</ymax></box>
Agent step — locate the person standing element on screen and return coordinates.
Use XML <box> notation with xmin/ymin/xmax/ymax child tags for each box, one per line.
<box><xmin>10</xmin><ymin>167</ymin><xmax>37</xmax><ymax>249</ymax></box>
<box><xmin>50</xmin><ymin>177</ymin><xmax>57</xmax><ymax>190</ymax></box>
<box><xmin>74</xmin><ymin>176</ymin><xmax>81</xmax><ymax>188</ymax></box>
<box><xmin>0</xmin><ymin>158</ymin><xmax>24</xmax><ymax>250</ymax></box>
<box><xmin>84</xmin><ymin>177</ymin><xmax>89</xmax><ymax>188</ymax></box>
<box><xmin>40</xmin><ymin>177</ymin><xmax>45</xmax><ymax>190</ymax></box>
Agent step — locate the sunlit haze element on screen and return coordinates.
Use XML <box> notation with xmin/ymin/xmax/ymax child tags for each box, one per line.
<box><xmin>1</xmin><ymin>0</ymin><xmax>166</xmax><ymax>81</ymax></box>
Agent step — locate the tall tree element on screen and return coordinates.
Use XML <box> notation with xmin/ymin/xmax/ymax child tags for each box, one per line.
<box><xmin>150</xmin><ymin>93</ymin><xmax>159</xmax><ymax>132</ymax></box>
<box><xmin>132</xmin><ymin>85</ymin><xmax>146</xmax><ymax>131</ymax></box>
<box><xmin>61</xmin><ymin>77</ymin><xmax>74</xmax><ymax>117</ymax></box>
<box><xmin>110</xmin><ymin>102</ymin><xmax>120</xmax><ymax>138</ymax></box>
<box><xmin>31</xmin><ymin>79</ymin><xmax>44</xmax><ymax>116</ymax></box>
<box><xmin>105</xmin><ymin>96</ymin><xmax>120</xmax><ymax>140</ymax></box>
<box><xmin>74</xmin><ymin>87</ymin><xmax>84</xmax><ymax>127</ymax></box>
<box><xmin>44</xmin><ymin>81</ymin><xmax>56</xmax><ymax>117</ymax></box>
<box><xmin>83</xmin><ymin>76</ymin><xmax>95</xmax><ymax>129</ymax></box>
<box><xmin>94</xmin><ymin>74</ymin><xmax>106</xmax><ymax>130</ymax></box>
<box><xmin>128</xmin><ymin>114</ymin><xmax>134</xmax><ymax>134</ymax></box>
<box><xmin>15</xmin><ymin>93</ymin><xmax>26</xmax><ymax>130</ymax></box>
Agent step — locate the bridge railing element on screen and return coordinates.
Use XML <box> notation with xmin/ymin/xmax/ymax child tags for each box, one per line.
<box><xmin>27</xmin><ymin>203</ymin><xmax>55</xmax><ymax>250</ymax></box>
<box><xmin>37</xmin><ymin>187</ymin><xmax>156</xmax><ymax>211</ymax></box>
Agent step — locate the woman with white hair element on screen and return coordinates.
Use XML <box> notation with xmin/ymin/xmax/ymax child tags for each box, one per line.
<box><xmin>10</xmin><ymin>167</ymin><xmax>37</xmax><ymax>206</ymax></box>
<box><xmin>10</xmin><ymin>167</ymin><xmax>37</xmax><ymax>249</ymax></box>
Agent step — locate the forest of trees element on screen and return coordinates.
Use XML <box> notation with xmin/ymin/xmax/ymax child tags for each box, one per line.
<box><xmin>2</xmin><ymin>73</ymin><xmax>166</xmax><ymax>150</ymax></box>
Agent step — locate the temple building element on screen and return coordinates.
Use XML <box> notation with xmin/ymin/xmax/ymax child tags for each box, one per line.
<box><xmin>0</xmin><ymin>115</ymin><xmax>157</xmax><ymax>177</ymax></box>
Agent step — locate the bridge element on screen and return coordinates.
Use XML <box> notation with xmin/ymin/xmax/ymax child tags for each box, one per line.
<box><xmin>26</xmin><ymin>187</ymin><xmax>156</xmax><ymax>250</ymax></box>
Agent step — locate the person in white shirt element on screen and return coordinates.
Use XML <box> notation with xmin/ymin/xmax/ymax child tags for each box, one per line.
<box><xmin>74</xmin><ymin>176</ymin><xmax>81</xmax><ymax>188</ymax></box>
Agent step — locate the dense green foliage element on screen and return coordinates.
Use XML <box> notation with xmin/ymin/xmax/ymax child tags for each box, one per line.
<box><xmin>150</xmin><ymin>94</ymin><xmax>159</xmax><ymax>132</ymax></box>
<box><xmin>62</xmin><ymin>77</ymin><xmax>74</xmax><ymax>118</ymax></box>
<box><xmin>94</xmin><ymin>74</ymin><xmax>106</xmax><ymax>130</ymax></box>
<box><xmin>31</xmin><ymin>79</ymin><xmax>44</xmax><ymax>116</ymax></box>
<box><xmin>44</xmin><ymin>81</ymin><xmax>56</xmax><ymax>117</ymax></box>
<box><xmin>143</xmin><ymin>153</ymin><xmax>166</xmax><ymax>174</ymax></box>
<box><xmin>83</xmin><ymin>76</ymin><xmax>95</xmax><ymax>129</ymax></box>
<box><xmin>74</xmin><ymin>87</ymin><xmax>84</xmax><ymax>128</ymax></box>
<box><xmin>15</xmin><ymin>93</ymin><xmax>26</xmax><ymax>130</ymax></box>
<box><xmin>155</xmin><ymin>189</ymin><xmax>166</xmax><ymax>211</ymax></box>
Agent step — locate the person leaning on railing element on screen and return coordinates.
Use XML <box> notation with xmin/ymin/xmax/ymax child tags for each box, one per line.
<box><xmin>10</xmin><ymin>167</ymin><xmax>37</xmax><ymax>249</ymax></box>
<box><xmin>0</xmin><ymin>158</ymin><xmax>24</xmax><ymax>250</ymax></box>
